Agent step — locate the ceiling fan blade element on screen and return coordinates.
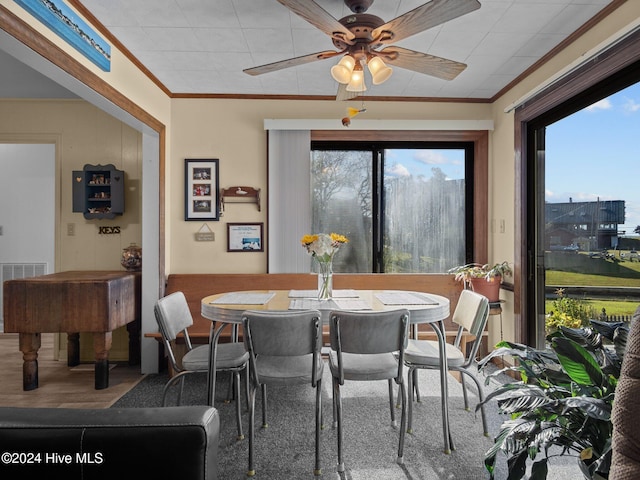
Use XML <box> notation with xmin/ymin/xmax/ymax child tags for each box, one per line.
<box><xmin>336</xmin><ymin>83</ymin><xmax>360</xmax><ymax>101</ymax></box>
<box><xmin>381</xmin><ymin>46</ymin><xmax>466</xmax><ymax>81</ymax></box>
<box><xmin>373</xmin><ymin>0</ymin><xmax>481</xmax><ymax>45</ymax></box>
<box><xmin>244</xmin><ymin>51</ymin><xmax>340</xmax><ymax>76</ymax></box>
<box><xmin>276</xmin><ymin>0</ymin><xmax>354</xmax><ymax>41</ymax></box>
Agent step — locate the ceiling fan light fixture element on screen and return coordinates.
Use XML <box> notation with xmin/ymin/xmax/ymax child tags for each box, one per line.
<box><xmin>330</xmin><ymin>55</ymin><xmax>356</xmax><ymax>84</ymax></box>
<box><xmin>368</xmin><ymin>56</ymin><xmax>393</xmax><ymax>85</ymax></box>
<box><xmin>346</xmin><ymin>65</ymin><xmax>366</xmax><ymax>92</ymax></box>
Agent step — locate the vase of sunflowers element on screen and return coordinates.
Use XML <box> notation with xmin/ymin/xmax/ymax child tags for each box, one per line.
<box><xmin>301</xmin><ymin>232</ymin><xmax>348</xmax><ymax>300</ymax></box>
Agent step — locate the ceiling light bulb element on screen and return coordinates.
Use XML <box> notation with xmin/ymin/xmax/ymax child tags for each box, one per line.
<box><xmin>330</xmin><ymin>55</ymin><xmax>356</xmax><ymax>84</ymax></box>
<box><xmin>368</xmin><ymin>57</ymin><xmax>393</xmax><ymax>85</ymax></box>
<box><xmin>346</xmin><ymin>67</ymin><xmax>366</xmax><ymax>92</ymax></box>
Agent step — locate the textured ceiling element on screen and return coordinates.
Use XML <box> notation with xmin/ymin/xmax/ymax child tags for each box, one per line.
<box><xmin>73</xmin><ymin>0</ymin><xmax>613</xmax><ymax>100</ymax></box>
<box><xmin>0</xmin><ymin>0</ymin><xmax>616</xmax><ymax>100</ymax></box>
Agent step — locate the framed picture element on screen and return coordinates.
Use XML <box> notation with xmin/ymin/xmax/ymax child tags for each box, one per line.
<box><xmin>185</xmin><ymin>159</ymin><xmax>219</xmax><ymax>221</ymax></box>
<box><xmin>227</xmin><ymin>223</ymin><xmax>264</xmax><ymax>252</ymax></box>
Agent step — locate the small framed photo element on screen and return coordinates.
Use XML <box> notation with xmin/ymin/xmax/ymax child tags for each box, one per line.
<box><xmin>185</xmin><ymin>159</ymin><xmax>219</xmax><ymax>221</ymax></box>
<box><xmin>227</xmin><ymin>223</ymin><xmax>264</xmax><ymax>252</ymax></box>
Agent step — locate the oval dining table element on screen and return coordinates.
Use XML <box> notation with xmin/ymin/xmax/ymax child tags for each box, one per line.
<box><xmin>201</xmin><ymin>288</ymin><xmax>455</xmax><ymax>453</ymax></box>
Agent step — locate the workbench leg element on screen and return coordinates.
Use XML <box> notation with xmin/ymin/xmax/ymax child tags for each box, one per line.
<box><xmin>93</xmin><ymin>332</ymin><xmax>112</xmax><ymax>390</ymax></box>
<box><xmin>67</xmin><ymin>332</ymin><xmax>80</xmax><ymax>366</ymax></box>
<box><xmin>127</xmin><ymin>317</ymin><xmax>141</xmax><ymax>366</ymax></box>
<box><xmin>19</xmin><ymin>333</ymin><xmax>41</xmax><ymax>391</ymax></box>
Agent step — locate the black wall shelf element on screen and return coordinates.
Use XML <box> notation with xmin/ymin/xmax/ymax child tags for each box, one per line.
<box><xmin>72</xmin><ymin>164</ymin><xmax>124</xmax><ymax>219</ymax></box>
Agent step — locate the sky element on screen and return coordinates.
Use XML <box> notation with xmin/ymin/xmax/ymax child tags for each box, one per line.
<box><xmin>546</xmin><ymin>82</ymin><xmax>640</xmax><ymax>236</ymax></box>
<box><xmin>385</xmin><ymin>149</ymin><xmax>465</xmax><ymax>180</ymax></box>
<box><xmin>385</xmin><ymin>82</ymin><xmax>640</xmax><ymax>237</ymax></box>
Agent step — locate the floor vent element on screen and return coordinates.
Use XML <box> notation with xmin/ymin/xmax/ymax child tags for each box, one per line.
<box><xmin>0</xmin><ymin>263</ymin><xmax>48</xmax><ymax>331</ymax></box>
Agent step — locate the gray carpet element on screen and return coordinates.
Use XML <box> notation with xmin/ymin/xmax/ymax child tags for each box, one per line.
<box><xmin>112</xmin><ymin>363</ymin><xmax>577</xmax><ymax>479</ymax></box>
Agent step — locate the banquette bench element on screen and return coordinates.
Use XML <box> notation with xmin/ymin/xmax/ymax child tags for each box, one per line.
<box><xmin>150</xmin><ymin>273</ymin><xmax>468</xmax><ymax>346</ymax></box>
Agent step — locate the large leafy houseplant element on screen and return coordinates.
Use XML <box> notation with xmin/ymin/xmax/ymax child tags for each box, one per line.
<box><xmin>478</xmin><ymin>319</ymin><xmax>629</xmax><ymax>480</ymax></box>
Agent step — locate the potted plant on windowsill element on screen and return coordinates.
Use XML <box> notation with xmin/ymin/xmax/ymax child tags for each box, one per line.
<box><xmin>447</xmin><ymin>261</ymin><xmax>513</xmax><ymax>302</ymax></box>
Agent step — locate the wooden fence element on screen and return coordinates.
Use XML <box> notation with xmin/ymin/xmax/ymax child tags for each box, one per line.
<box><xmin>598</xmin><ymin>310</ymin><xmax>633</xmax><ymax>323</ymax></box>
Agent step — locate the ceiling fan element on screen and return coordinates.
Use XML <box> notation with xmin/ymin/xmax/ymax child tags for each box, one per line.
<box><xmin>244</xmin><ymin>0</ymin><xmax>481</xmax><ymax>100</ymax></box>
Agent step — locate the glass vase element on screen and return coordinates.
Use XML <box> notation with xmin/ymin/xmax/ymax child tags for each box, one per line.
<box><xmin>317</xmin><ymin>261</ymin><xmax>333</xmax><ymax>301</ymax></box>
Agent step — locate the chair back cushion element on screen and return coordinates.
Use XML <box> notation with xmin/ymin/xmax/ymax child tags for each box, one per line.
<box><xmin>329</xmin><ymin>309</ymin><xmax>409</xmax><ymax>355</ymax></box>
<box><xmin>154</xmin><ymin>291</ymin><xmax>194</xmax><ymax>342</ymax></box>
<box><xmin>452</xmin><ymin>289</ymin><xmax>489</xmax><ymax>336</ymax></box>
<box><xmin>242</xmin><ymin>310</ymin><xmax>322</xmax><ymax>356</ymax></box>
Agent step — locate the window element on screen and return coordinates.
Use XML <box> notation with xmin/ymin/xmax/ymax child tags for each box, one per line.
<box><xmin>311</xmin><ymin>142</ymin><xmax>473</xmax><ymax>273</ymax></box>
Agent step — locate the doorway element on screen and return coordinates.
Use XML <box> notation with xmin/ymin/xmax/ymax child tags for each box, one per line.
<box><xmin>517</xmin><ymin>42</ymin><xmax>640</xmax><ymax>346</ymax></box>
<box><xmin>0</xmin><ymin>143</ymin><xmax>55</xmax><ymax>330</ymax></box>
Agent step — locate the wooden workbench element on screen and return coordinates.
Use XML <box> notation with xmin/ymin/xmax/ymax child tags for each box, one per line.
<box><xmin>3</xmin><ymin>270</ymin><xmax>141</xmax><ymax>390</ymax></box>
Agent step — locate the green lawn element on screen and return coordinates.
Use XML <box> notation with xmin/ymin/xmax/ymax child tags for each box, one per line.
<box><xmin>545</xmin><ymin>261</ymin><xmax>640</xmax><ymax>287</ymax></box>
<box><xmin>545</xmin><ymin>298</ymin><xmax>638</xmax><ymax>317</ymax></box>
<box><xmin>545</xmin><ymin>258</ymin><xmax>640</xmax><ymax>317</ymax></box>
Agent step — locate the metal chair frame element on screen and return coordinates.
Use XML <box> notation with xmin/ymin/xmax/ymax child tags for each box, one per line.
<box><xmin>328</xmin><ymin>308</ymin><xmax>409</xmax><ymax>472</ymax></box>
<box><xmin>403</xmin><ymin>289</ymin><xmax>490</xmax><ymax>445</ymax></box>
<box><xmin>154</xmin><ymin>291</ymin><xmax>248</xmax><ymax>440</ymax></box>
<box><xmin>242</xmin><ymin>309</ymin><xmax>324</xmax><ymax>477</ymax></box>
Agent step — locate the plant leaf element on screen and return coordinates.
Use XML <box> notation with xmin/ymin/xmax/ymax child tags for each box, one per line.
<box><xmin>559</xmin><ymin>326</ymin><xmax>602</xmax><ymax>351</ymax></box>
<box><xmin>613</xmin><ymin>326</ymin><xmax>629</xmax><ymax>360</ymax></box>
<box><xmin>506</xmin><ymin>450</ymin><xmax>528</xmax><ymax>480</ymax></box>
<box><xmin>495</xmin><ymin>389</ymin><xmax>552</xmax><ymax>416</ymax></box>
<box><xmin>530</xmin><ymin>459</ymin><xmax>549</xmax><ymax>480</ymax></box>
<box><xmin>552</xmin><ymin>337</ymin><xmax>603</xmax><ymax>386</ymax></box>
<box><xmin>561</xmin><ymin>396</ymin><xmax>611</xmax><ymax>421</ymax></box>
<box><xmin>589</xmin><ymin>320</ymin><xmax>626</xmax><ymax>341</ymax></box>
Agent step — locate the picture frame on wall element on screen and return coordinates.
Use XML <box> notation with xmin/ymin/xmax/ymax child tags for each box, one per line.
<box><xmin>227</xmin><ymin>223</ymin><xmax>264</xmax><ymax>252</ymax></box>
<box><xmin>185</xmin><ymin>159</ymin><xmax>219</xmax><ymax>220</ymax></box>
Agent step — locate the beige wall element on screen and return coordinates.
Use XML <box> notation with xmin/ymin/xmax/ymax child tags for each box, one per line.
<box><xmin>0</xmin><ymin>99</ymin><xmax>142</xmax><ymax>270</ymax></box>
<box><xmin>169</xmin><ymin>99</ymin><xmax>493</xmax><ymax>273</ymax></box>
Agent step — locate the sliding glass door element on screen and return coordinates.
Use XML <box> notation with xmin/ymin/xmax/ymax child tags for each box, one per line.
<box><xmin>529</xmin><ymin>81</ymin><xmax>640</xmax><ymax>347</ymax></box>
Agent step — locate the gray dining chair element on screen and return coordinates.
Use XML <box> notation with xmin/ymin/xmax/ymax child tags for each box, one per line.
<box><xmin>154</xmin><ymin>291</ymin><xmax>249</xmax><ymax>440</ymax></box>
<box><xmin>403</xmin><ymin>288</ymin><xmax>490</xmax><ymax>439</ymax></box>
<box><xmin>328</xmin><ymin>308</ymin><xmax>410</xmax><ymax>472</ymax></box>
<box><xmin>241</xmin><ymin>309</ymin><xmax>324</xmax><ymax>477</ymax></box>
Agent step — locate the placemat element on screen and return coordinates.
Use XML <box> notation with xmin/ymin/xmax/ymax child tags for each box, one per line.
<box><xmin>288</xmin><ymin>289</ymin><xmax>359</xmax><ymax>298</ymax></box>
<box><xmin>375</xmin><ymin>291</ymin><xmax>439</xmax><ymax>305</ymax></box>
<box><xmin>209</xmin><ymin>292</ymin><xmax>276</xmax><ymax>305</ymax></box>
<box><xmin>288</xmin><ymin>298</ymin><xmax>334</xmax><ymax>310</ymax></box>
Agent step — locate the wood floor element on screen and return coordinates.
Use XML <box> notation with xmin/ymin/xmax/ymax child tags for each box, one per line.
<box><xmin>0</xmin><ymin>333</ymin><xmax>146</xmax><ymax>408</ymax></box>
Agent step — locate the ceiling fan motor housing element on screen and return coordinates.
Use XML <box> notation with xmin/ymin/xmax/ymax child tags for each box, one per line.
<box><xmin>333</xmin><ymin>14</ymin><xmax>386</xmax><ymax>60</ymax></box>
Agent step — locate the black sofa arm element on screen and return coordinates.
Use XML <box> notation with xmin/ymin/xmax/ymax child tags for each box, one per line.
<box><xmin>0</xmin><ymin>405</ymin><xmax>219</xmax><ymax>480</ymax></box>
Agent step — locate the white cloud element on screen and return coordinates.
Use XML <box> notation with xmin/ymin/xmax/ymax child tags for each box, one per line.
<box><xmin>413</xmin><ymin>150</ymin><xmax>456</xmax><ymax>165</ymax></box>
<box><xmin>386</xmin><ymin>163</ymin><xmax>410</xmax><ymax>177</ymax></box>
<box><xmin>585</xmin><ymin>99</ymin><xmax>612</xmax><ymax>112</ymax></box>
<box><xmin>623</xmin><ymin>98</ymin><xmax>640</xmax><ymax>113</ymax></box>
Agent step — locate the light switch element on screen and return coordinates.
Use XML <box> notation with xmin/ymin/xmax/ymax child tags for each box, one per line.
<box><xmin>67</xmin><ymin>223</ymin><xmax>75</xmax><ymax>236</ymax></box>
